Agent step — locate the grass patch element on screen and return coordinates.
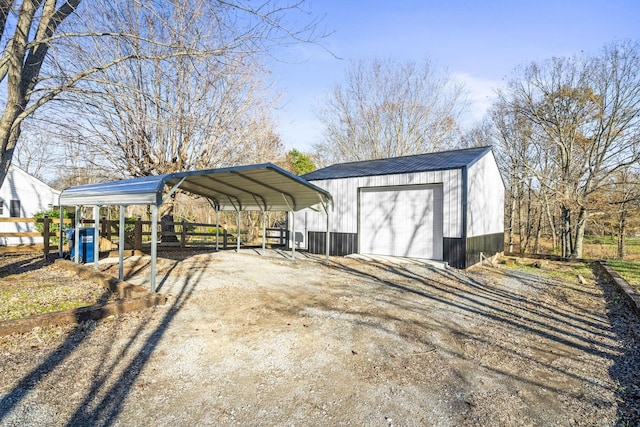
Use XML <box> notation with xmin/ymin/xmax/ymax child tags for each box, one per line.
<box><xmin>522</xmin><ymin>262</ymin><xmax>594</xmax><ymax>282</ymax></box>
<box><xmin>510</xmin><ymin>235</ymin><xmax>640</xmax><ymax>261</ymax></box>
<box><xmin>501</xmin><ymin>257</ymin><xmax>595</xmax><ymax>291</ymax></box>
<box><xmin>607</xmin><ymin>260</ymin><xmax>640</xmax><ymax>291</ymax></box>
<box><xmin>0</xmin><ymin>272</ymin><xmax>110</xmax><ymax>321</ymax></box>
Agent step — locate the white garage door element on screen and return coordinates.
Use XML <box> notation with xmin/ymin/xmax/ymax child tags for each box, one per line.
<box><xmin>359</xmin><ymin>185</ymin><xmax>443</xmax><ymax>259</ymax></box>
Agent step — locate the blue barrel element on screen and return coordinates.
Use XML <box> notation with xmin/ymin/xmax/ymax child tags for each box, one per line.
<box><xmin>65</xmin><ymin>228</ymin><xmax>95</xmax><ymax>263</ymax></box>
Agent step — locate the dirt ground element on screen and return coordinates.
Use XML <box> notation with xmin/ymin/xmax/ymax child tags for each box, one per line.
<box><xmin>0</xmin><ymin>250</ymin><xmax>639</xmax><ymax>426</ymax></box>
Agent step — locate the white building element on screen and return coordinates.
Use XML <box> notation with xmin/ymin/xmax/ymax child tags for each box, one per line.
<box><xmin>292</xmin><ymin>146</ymin><xmax>505</xmax><ymax>269</ymax></box>
<box><xmin>0</xmin><ymin>165</ymin><xmax>60</xmax><ymax>245</ymax></box>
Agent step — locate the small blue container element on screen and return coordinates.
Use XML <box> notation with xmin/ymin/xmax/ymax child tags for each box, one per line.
<box><xmin>65</xmin><ymin>228</ymin><xmax>95</xmax><ymax>263</ymax></box>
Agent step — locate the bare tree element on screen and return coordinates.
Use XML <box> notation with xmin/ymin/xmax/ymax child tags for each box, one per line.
<box><xmin>313</xmin><ymin>58</ymin><xmax>468</xmax><ymax>164</ymax></box>
<box><xmin>11</xmin><ymin>118</ymin><xmax>64</xmax><ymax>183</ymax></box>
<box><xmin>498</xmin><ymin>40</ymin><xmax>640</xmax><ymax>258</ymax></box>
<box><xmin>600</xmin><ymin>169</ymin><xmax>640</xmax><ymax>259</ymax></box>
<box><xmin>0</xmin><ymin>0</ymin><xmax>325</xmax><ymax>188</ymax></box>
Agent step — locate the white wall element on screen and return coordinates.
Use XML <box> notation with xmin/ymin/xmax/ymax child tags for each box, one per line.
<box><xmin>0</xmin><ymin>166</ymin><xmax>60</xmax><ymax>245</ymax></box>
<box><xmin>294</xmin><ymin>168</ymin><xmax>463</xmax><ymax>250</ymax></box>
<box><xmin>466</xmin><ymin>151</ymin><xmax>505</xmax><ymax>237</ymax></box>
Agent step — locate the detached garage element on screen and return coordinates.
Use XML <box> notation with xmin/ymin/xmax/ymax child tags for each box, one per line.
<box><xmin>291</xmin><ymin>146</ymin><xmax>504</xmax><ymax>269</ymax></box>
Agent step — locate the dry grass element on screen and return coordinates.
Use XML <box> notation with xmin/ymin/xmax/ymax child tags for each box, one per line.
<box><xmin>607</xmin><ymin>260</ymin><xmax>640</xmax><ymax>291</ymax></box>
<box><xmin>0</xmin><ymin>255</ymin><xmax>116</xmax><ymax>321</ymax></box>
<box><xmin>509</xmin><ymin>235</ymin><xmax>640</xmax><ymax>261</ymax></box>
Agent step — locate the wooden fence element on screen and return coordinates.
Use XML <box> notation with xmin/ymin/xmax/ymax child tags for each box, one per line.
<box><xmin>0</xmin><ymin>217</ymin><xmax>288</xmax><ymax>255</ymax></box>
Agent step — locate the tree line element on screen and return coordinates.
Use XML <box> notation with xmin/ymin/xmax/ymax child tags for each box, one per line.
<box><xmin>311</xmin><ymin>43</ymin><xmax>640</xmax><ymax>260</ymax></box>
<box><xmin>488</xmin><ymin>41</ymin><xmax>640</xmax><ymax>259</ymax></box>
<box><xmin>2</xmin><ymin>3</ymin><xmax>639</xmax><ymax>259</ymax></box>
<box><xmin>1</xmin><ymin>0</ymin><xmax>326</xmax><ymax>189</ymax></box>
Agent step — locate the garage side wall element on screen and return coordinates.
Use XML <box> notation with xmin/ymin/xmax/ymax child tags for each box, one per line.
<box><xmin>465</xmin><ymin>151</ymin><xmax>505</xmax><ymax>267</ymax></box>
<box><xmin>294</xmin><ymin>169</ymin><xmax>463</xmax><ymax>255</ymax></box>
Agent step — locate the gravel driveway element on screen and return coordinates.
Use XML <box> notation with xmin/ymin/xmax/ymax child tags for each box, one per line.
<box><xmin>0</xmin><ymin>251</ymin><xmax>638</xmax><ymax>426</ymax></box>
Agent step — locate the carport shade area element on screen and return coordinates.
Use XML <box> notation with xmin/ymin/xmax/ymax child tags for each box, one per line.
<box><xmin>58</xmin><ymin>163</ymin><xmax>333</xmax><ymax>291</ymax></box>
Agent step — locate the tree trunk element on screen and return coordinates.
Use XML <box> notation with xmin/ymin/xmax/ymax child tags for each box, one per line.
<box><xmin>533</xmin><ymin>203</ymin><xmax>543</xmax><ymax>254</ymax></box>
<box><xmin>508</xmin><ymin>189</ymin><xmax>516</xmax><ymax>253</ymax></box>
<box><xmin>617</xmin><ymin>206</ymin><xmax>627</xmax><ymax>259</ymax></box>
<box><xmin>0</xmin><ymin>124</ymin><xmax>18</xmax><ymax>188</ymax></box>
<box><xmin>522</xmin><ymin>178</ymin><xmax>533</xmax><ymax>252</ymax></box>
<box><xmin>572</xmin><ymin>207</ymin><xmax>587</xmax><ymax>258</ymax></box>
<box><xmin>561</xmin><ymin>206</ymin><xmax>571</xmax><ymax>258</ymax></box>
<box><xmin>542</xmin><ymin>191</ymin><xmax>557</xmax><ymax>251</ymax></box>
<box><xmin>517</xmin><ymin>182</ymin><xmax>524</xmax><ymax>253</ymax></box>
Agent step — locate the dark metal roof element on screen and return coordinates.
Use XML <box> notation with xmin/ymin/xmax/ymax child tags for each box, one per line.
<box><xmin>59</xmin><ymin>163</ymin><xmax>332</xmax><ymax>211</ymax></box>
<box><xmin>303</xmin><ymin>146</ymin><xmax>494</xmax><ymax>181</ymax></box>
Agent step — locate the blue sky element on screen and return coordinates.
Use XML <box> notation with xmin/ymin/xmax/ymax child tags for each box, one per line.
<box><xmin>270</xmin><ymin>0</ymin><xmax>640</xmax><ymax>151</ymax></box>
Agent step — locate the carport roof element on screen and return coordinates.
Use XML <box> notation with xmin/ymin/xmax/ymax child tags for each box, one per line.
<box><xmin>302</xmin><ymin>146</ymin><xmax>493</xmax><ymax>181</ymax></box>
<box><xmin>59</xmin><ymin>163</ymin><xmax>332</xmax><ymax>211</ymax></box>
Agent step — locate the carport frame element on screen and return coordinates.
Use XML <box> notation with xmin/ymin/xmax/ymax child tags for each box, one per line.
<box><xmin>58</xmin><ymin>164</ymin><xmax>333</xmax><ymax>291</ymax></box>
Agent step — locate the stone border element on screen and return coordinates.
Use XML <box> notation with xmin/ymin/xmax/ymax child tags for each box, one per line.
<box><xmin>595</xmin><ymin>260</ymin><xmax>640</xmax><ymax>331</ymax></box>
<box><xmin>595</xmin><ymin>260</ymin><xmax>640</xmax><ymax>317</ymax></box>
<box><xmin>0</xmin><ymin>260</ymin><xmax>166</xmax><ymax>337</ymax></box>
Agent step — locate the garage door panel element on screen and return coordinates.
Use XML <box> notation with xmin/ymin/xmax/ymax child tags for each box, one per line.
<box><xmin>359</xmin><ymin>185</ymin><xmax>443</xmax><ymax>259</ymax></box>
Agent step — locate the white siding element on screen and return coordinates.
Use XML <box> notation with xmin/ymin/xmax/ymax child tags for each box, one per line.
<box><xmin>293</xmin><ymin>169</ymin><xmax>463</xmax><ymax>250</ymax></box>
<box><xmin>466</xmin><ymin>151</ymin><xmax>505</xmax><ymax>237</ymax></box>
<box><xmin>0</xmin><ymin>166</ymin><xmax>60</xmax><ymax>245</ymax></box>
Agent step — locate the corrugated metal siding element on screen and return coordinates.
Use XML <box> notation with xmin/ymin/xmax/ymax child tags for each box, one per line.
<box><xmin>297</xmin><ymin>169</ymin><xmax>462</xmax><ymax>235</ymax></box>
<box><xmin>443</xmin><ymin>238</ymin><xmax>465</xmax><ymax>268</ymax></box>
<box><xmin>465</xmin><ymin>232</ymin><xmax>505</xmax><ymax>268</ymax></box>
<box><xmin>466</xmin><ymin>151</ymin><xmax>505</xmax><ymax>237</ymax></box>
<box><xmin>308</xmin><ymin>231</ymin><xmax>357</xmax><ymax>256</ymax></box>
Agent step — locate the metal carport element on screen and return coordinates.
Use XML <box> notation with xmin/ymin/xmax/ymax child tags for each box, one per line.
<box><xmin>58</xmin><ymin>163</ymin><xmax>333</xmax><ymax>291</ymax></box>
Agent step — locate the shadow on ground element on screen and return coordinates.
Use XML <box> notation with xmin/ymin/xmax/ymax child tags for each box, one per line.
<box><xmin>0</xmin><ymin>254</ymin><xmax>207</xmax><ymax>426</ymax></box>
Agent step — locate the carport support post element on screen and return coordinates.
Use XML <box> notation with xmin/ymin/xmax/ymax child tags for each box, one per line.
<box><xmin>215</xmin><ymin>209</ymin><xmax>219</xmax><ymax>252</ymax></box>
<box><xmin>291</xmin><ymin>211</ymin><xmax>296</xmax><ymax>259</ymax></box>
<box><xmin>118</xmin><ymin>205</ymin><xmax>125</xmax><ymax>280</ymax></box>
<box><xmin>58</xmin><ymin>206</ymin><xmax>64</xmax><ymax>258</ymax></box>
<box><xmin>93</xmin><ymin>206</ymin><xmax>100</xmax><ymax>270</ymax></box>
<box><xmin>236</xmin><ymin>210</ymin><xmax>241</xmax><ymax>252</ymax></box>
<box><xmin>151</xmin><ymin>204</ymin><xmax>158</xmax><ymax>292</ymax></box>
<box><xmin>74</xmin><ymin>206</ymin><xmax>80</xmax><ymax>263</ymax></box>
<box><xmin>325</xmin><ymin>209</ymin><xmax>330</xmax><ymax>262</ymax></box>
<box><xmin>262</xmin><ymin>210</ymin><xmax>266</xmax><ymax>256</ymax></box>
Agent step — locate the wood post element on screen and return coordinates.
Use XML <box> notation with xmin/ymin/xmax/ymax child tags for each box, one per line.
<box><xmin>101</xmin><ymin>217</ymin><xmax>108</xmax><ymax>238</ymax></box>
<box><xmin>223</xmin><ymin>227</ymin><xmax>228</xmax><ymax>250</ymax></box>
<box><xmin>181</xmin><ymin>219</ymin><xmax>187</xmax><ymax>248</ymax></box>
<box><xmin>42</xmin><ymin>215</ymin><xmax>50</xmax><ymax>256</ymax></box>
<box><xmin>134</xmin><ymin>217</ymin><xmax>142</xmax><ymax>251</ymax></box>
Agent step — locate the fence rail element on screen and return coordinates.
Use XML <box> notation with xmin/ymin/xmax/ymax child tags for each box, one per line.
<box><xmin>0</xmin><ymin>217</ymin><xmax>288</xmax><ymax>256</ymax></box>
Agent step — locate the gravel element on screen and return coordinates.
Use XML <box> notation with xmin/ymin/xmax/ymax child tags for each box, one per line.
<box><xmin>0</xmin><ymin>251</ymin><xmax>638</xmax><ymax>426</ymax></box>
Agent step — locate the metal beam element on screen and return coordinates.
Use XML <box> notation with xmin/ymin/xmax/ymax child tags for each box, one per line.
<box><xmin>162</xmin><ymin>177</ymin><xmax>186</xmax><ymax>204</ymax></box>
<box><xmin>201</xmin><ymin>174</ymin><xmax>266</xmax><ymax>201</ymax></box>
<box><xmin>119</xmin><ymin>205</ymin><xmax>125</xmax><ymax>280</ymax></box>
<box><xmin>215</xmin><ymin>208</ymin><xmax>220</xmax><ymax>252</ymax></box>
<box><xmin>74</xmin><ymin>206</ymin><xmax>80</xmax><ymax>263</ymax></box>
<box><xmin>180</xmin><ymin>179</ymin><xmax>241</xmax><ymax>208</ymax></box>
<box><xmin>325</xmin><ymin>207</ymin><xmax>331</xmax><ymax>263</ymax></box>
<box><xmin>291</xmin><ymin>211</ymin><xmax>296</xmax><ymax>260</ymax></box>
<box><xmin>231</xmin><ymin>171</ymin><xmax>296</xmax><ymax>210</ymax></box>
<box><xmin>262</xmin><ymin>210</ymin><xmax>266</xmax><ymax>256</ymax></box>
<box><xmin>93</xmin><ymin>206</ymin><xmax>100</xmax><ymax>270</ymax></box>
<box><xmin>58</xmin><ymin>205</ymin><xmax>64</xmax><ymax>258</ymax></box>
<box><xmin>236</xmin><ymin>209</ymin><xmax>241</xmax><ymax>252</ymax></box>
<box><xmin>150</xmin><ymin>205</ymin><xmax>158</xmax><ymax>291</ymax></box>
